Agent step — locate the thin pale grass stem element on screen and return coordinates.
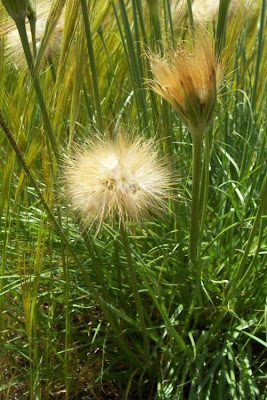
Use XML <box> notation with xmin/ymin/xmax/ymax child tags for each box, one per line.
<box><xmin>80</xmin><ymin>0</ymin><xmax>104</xmax><ymax>131</ymax></box>
<box><xmin>120</xmin><ymin>224</ymin><xmax>150</xmax><ymax>361</ymax></box>
<box><xmin>14</xmin><ymin>17</ymin><xmax>59</xmax><ymax>161</ymax></box>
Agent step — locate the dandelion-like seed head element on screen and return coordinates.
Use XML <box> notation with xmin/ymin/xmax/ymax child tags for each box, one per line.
<box><xmin>149</xmin><ymin>33</ymin><xmax>223</xmax><ymax>136</ymax></box>
<box><xmin>63</xmin><ymin>134</ymin><xmax>173</xmax><ymax>232</ymax></box>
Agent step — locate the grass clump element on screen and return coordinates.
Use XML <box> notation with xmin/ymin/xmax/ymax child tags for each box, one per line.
<box><xmin>0</xmin><ymin>0</ymin><xmax>266</xmax><ymax>399</ymax></box>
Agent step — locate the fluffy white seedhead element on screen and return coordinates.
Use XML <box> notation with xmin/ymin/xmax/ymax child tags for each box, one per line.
<box><xmin>63</xmin><ymin>135</ymin><xmax>173</xmax><ymax>232</ymax></box>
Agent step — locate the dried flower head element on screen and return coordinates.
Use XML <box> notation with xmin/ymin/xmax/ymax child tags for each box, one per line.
<box><xmin>63</xmin><ymin>134</ymin><xmax>172</xmax><ymax>232</ymax></box>
<box><xmin>149</xmin><ymin>34</ymin><xmax>223</xmax><ymax>135</ymax></box>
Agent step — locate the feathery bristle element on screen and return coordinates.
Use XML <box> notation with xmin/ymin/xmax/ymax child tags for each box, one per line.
<box><xmin>149</xmin><ymin>33</ymin><xmax>223</xmax><ymax>135</ymax></box>
<box><xmin>62</xmin><ymin>134</ymin><xmax>173</xmax><ymax>232</ymax></box>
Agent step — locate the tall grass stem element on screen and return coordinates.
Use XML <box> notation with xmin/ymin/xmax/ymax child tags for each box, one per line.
<box><xmin>80</xmin><ymin>0</ymin><xmax>104</xmax><ymax>131</ymax></box>
<box><xmin>186</xmin><ymin>0</ymin><xmax>195</xmax><ymax>30</ymax></box>
<box><xmin>15</xmin><ymin>18</ymin><xmax>59</xmax><ymax>160</ymax></box>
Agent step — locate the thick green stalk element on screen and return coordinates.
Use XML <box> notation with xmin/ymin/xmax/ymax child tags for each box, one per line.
<box><xmin>190</xmin><ymin>133</ymin><xmax>203</xmax><ymax>267</ymax></box>
<box><xmin>183</xmin><ymin>130</ymin><xmax>210</xmax><ymax>332</ymax></box>
<box><xmin>80</xmin><ymin>0</ymin><xmax>103</xmax><ymax>131</ymax></box>
<box><xmin>14</xmin><ymin>18</ymin><xmax>59</xmax><ymax>160</ymax></box>
<box><xmin>189</xmin><ymin>133</ymin><xmax>204</xmax><ymax>304</ymax></box>
<box><xmin>198</xmin><ymin>130</ymin><xmax>212</xmax><ymax>255</ymax></box>
<box><xmin>120</xmin><ymin>224</ymin><xmax>150</xmax><ymax>360</ymax></box>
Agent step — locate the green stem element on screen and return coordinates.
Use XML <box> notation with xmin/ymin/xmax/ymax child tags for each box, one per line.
<box><xmin>80</xmin><ymin>229</ymin><xmax>114</xmax><ymax>305</ymax></box>
<box><xmin>198</xmin><ymin>130</ymin><xmax>212</xmax><ymax>255</ymax></box>
<box><xmin>186</xmin><ymin>0</ymin><xmax>195</xmax><ymax>30</ymax></box>
<box><xmin>190</xmin><ymin>133</ymin><xmax>203</xmax><ymax>266</ymax></box>
<box><xmin>120</xmin><ymin>224</ymin><xmax>150</xmax><ymax>360</ymax></box>
<box><xmin>216</xmin><ymin>0</ymin><xmax>231</xmax><ymax>57</ymax></box>
<box><xmin>80</xmin><ymin>0</ymin><xmax>104</xmax><ymax>131</ymax></box>
<box><xmin>27</xmin><ymin>5</ymin><xmax>37</xmax><ymax>57</ymax></box>
<box><xmin>189</xmin><ymin>133</ymin><xmax>203</xmax><ymax>303</ymax></box>
<box><xmin>114</xmin><ymin>237</ymin><xmax>122</xmax><ymax>291</ymax></box>
<box><xmin>15</xmin><ymin>18</ymin><xmax>59</xmax><ymax>161</ymax></box>
<box><xmin>146</xmin><ymin>0</ymin><xmax>163</xmax><ymax>54</ymax></box>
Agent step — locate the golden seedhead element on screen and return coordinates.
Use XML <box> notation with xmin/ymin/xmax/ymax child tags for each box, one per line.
<box><xmin>149</xmin><ymin>34</ymin><xmax>223</xmax><ymax>136</ymax></box>
<box><xmin>63</xmin><ymin>134</ymin><xmax>172</xmax><ymax>232</ymax></box>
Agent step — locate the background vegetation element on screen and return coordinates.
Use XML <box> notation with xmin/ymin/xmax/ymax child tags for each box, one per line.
<box><xmin>0</xmin><ymin>0</ymin><xmax>266</xmax><ymax>399</ymax></box>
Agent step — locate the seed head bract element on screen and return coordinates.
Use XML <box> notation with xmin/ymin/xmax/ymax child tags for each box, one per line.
<box><xmin>149</xmin><ymin>32</ymin><xmax>223</xmax><ymax>136</ymax></box>
<box><xmin>62</xmin><ymin>133</ymin><xmax>173</xmax><ymax>233</ymax></box>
